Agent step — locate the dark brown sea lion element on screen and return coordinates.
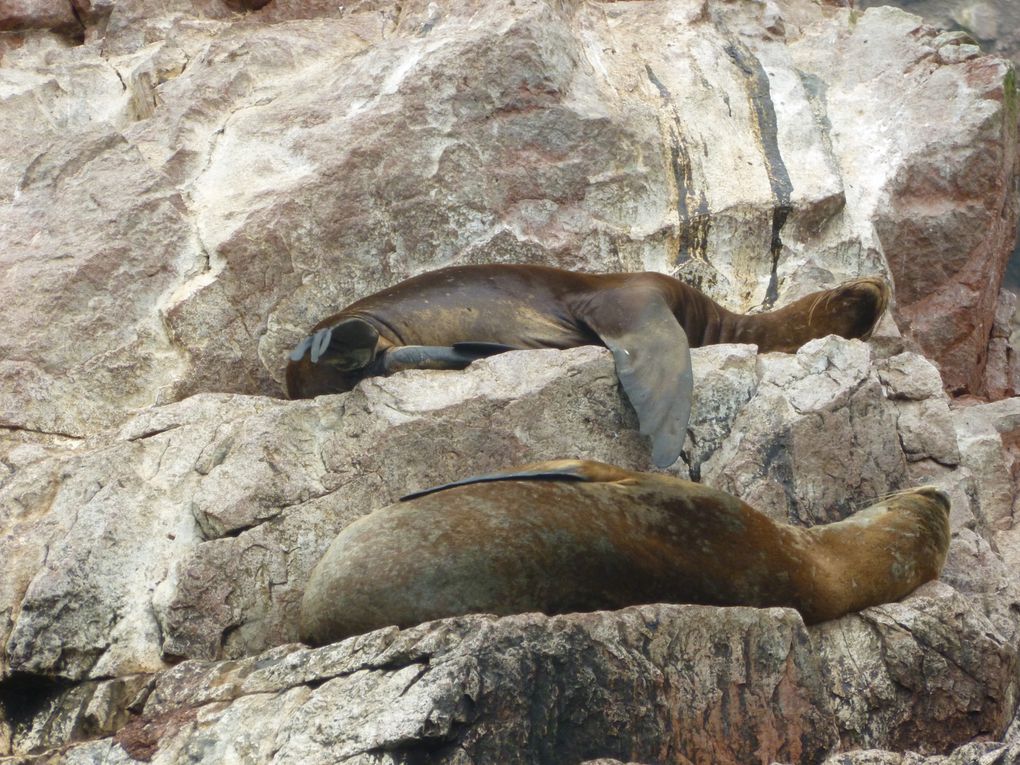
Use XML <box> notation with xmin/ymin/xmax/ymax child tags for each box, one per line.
<box><xmin>287</xmin><ymin>265</ymin><xmax>890</xmax><ymax>467</ymax></box>
<box><xmin>299</xmin><ymin>460</ymin><xmax>950</xmax><ymax>645</ymax></box>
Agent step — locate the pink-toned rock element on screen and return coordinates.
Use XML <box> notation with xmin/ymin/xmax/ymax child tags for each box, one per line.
<box><xmin>812</xmin><ymin>582</ymin><xmax>1018</xmax><ymax>755</ymax></box>
<box><xmin>985</xmin><ymin>288</ymin><xmax>1020</xmax><ymax>398</ymax></box>
<box><xmin>0</xmin><ymin>130</ymin><xmax>195</xmax><ymax>437</ymax></box>
<box><xmin>860</xmin><ymin>29</ymin><xmax>1017</xmax><ymax>397</ymax></box>
<box><xmin>0</xmin><ymin>0</ymin><xmax>79</xmax><ymax>33</ymax></box>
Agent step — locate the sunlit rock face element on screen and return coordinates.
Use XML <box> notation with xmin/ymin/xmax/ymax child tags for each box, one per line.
<box><xmin>2</xmin><ymin>0</ymin><xmax>1019</xmax><ymax>762</ymax></box>
<box><xmin>1</xmin><ymin>0</ymin><xmax>1017</xmax><ymax>438</ymax></box>
<box><xmin>857</xmin><ymin>0</ymin><xmax>1020</xmax><ymax>399</ymax></box>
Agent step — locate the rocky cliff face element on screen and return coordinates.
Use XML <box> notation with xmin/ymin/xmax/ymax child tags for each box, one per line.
<box><xmin>1</xmin><ymin>0</ymin><xmax>1019</xmax><ymax>762</ymax></box>
<box><xmin>857</xmin><ymin>0</ymin><xmax>1020</xmax><ymax>66</ymax></box>
<box><xmin>860</xmin><ymin>0</ymin><xmax>1020</xmax><ymax>408</ymax></box>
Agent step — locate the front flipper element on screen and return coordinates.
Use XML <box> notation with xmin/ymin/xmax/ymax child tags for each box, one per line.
<box><xmin>400</xmin><ymin>459</ymin><xmax>634</xmax><ymax>501</ymax></box>
<box><xmin>452</xmin><ymin>341</ymin><xmax>520</xmax><ymax>355</ymax></box>
<box><xmin>382</xmin><ymin>343</ymin><xmax>515</xmax><ymax>374</ymax></box>
<box><xmin>579</xmin><ymin>287</ymin><xmax>693</xmax><ymax>469</ymax></box>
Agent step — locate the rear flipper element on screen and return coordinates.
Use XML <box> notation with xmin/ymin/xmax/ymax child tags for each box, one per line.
<box><xmin>382</xmin><ymin>342</ymin><xmax>518</xmax><ymax>374</ymax></box>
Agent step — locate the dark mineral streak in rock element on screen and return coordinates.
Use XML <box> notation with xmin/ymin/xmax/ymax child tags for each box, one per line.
<box><xmin>724</xmin><ymin>40</ymin><xmax>794</xmax><ymax>309</ymax></box>
<box><xmin>645</xmin><ymin>64</ymin><xmax>711</xmax><ymax>266</ymax></box>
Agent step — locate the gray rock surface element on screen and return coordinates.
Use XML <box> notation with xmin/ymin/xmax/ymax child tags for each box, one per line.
<box><xmin>4</xmin><ymin>340</ymin><xmax>992</xmax><ymax>684</ymax></box>
<box><xmin>812</xmin><ymin>582</ymin><xmax>1017</xmax><ymax>753</ymax></box>
<box><xmin>4</xmin><ymin>607</ymin><xmax>839</xmax><ymax>764</ymax></box>
<box><xmin>4</xmin><ymin>340</ymin><xmax>1020</xmax><ymax>762</ymax></box>
<box><xmin>0</xmin><ymin>347</ymin><xmax>649</xmax><ymax>682</ymax></box>
<box><xmin>2</xmin><ymin>0</ymin><xmax>1020</xmax><ymax>762</ymax></box>
<box><xmin>857</xmin><ymin>0</ymin><xmax>1020</xmax><ymax>66</ymax></box>
<box><xmin>4</xmin><ymin>594</ymin><xmax>1017</xmax><ymax>763</ymax></box>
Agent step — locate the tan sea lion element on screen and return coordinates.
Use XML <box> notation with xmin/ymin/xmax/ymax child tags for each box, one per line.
<box><xmin>299</xmin><ymin>460</ymin><xmax>950</xmax><ymax>645</ymax></box>
<box><xmin>287</xmin><ymin>265</ymin><xmax>890</xmax><ymax>467</ymax></box>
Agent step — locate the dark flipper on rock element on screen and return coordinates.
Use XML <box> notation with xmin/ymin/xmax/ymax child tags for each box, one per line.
<box><xmin>382</xmin><ymin>342</ymin><xmax>516</xmax><ymax>374</ymax></box>
<box><xmin>578</xmin><ymin>286</ymin><xmax>693</xmax><ymax>468</ymax></box>
<box><xmin>451</xmin><ymin>341</ymin><xmax>520</xmax><ymax>355</ymax></box>
<box><xmin>399</xmin><ymin>459</ymin><xmax>634</xmax><ymax>501</ymax></box>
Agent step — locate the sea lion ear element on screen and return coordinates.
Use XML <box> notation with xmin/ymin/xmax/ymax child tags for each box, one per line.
<box><xmin>579</xmin><ymin>288</ymin><xmax>694</xmax><ymax>469</ymax></box>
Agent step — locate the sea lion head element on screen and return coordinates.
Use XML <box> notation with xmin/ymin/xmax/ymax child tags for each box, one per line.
<box><xmin>806</xmin><ymin>276</ymin><xmax>891</xmax><ymax>342</ymax></box>
<box><xmin>798</xmin><ymin>484</ymin><xmax>952</xmax><ymax>623</ymax></box>
<box><xmin>906</xmin><ymin>485</ymin><xmax>951</xmax><ymax>513</ymax></box>
<box><xmin>285</xmin><ymin>317</ymin><xmax>382</xmax><ymax>399</ymax></box>
<box><xmin>856</xmin><ymin>484</ymin><xmax>952</xmax><ymax>585</ymax></box>
<box><xmin>888</xmin><ymin>485</ymin><xmax>952</xmax><ymax>557</ymax></box>
<box><xmin>754</xmin><ymin>276</ymin><xmax>893</xmax><ymax>354</ymax></box>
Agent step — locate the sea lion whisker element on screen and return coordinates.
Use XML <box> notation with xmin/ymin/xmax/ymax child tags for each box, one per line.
<box><xmin>846</xmin><ymin>489</ymin><xmax>906</xmax><ymax>512</ymax></box>
<box><xmin>807</xmin><ymin>293</ymin><xmax>826</xmax><ymax>327</ymax></box>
